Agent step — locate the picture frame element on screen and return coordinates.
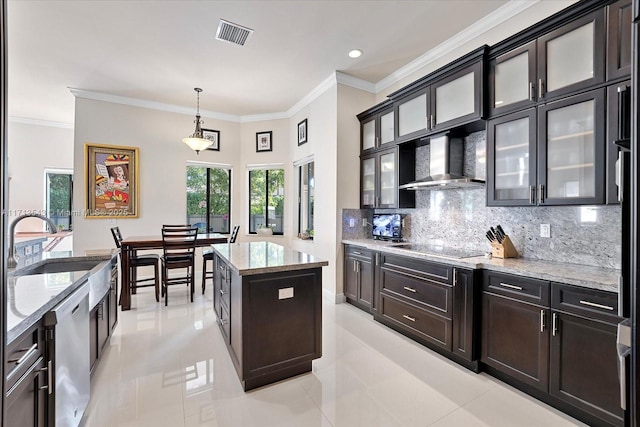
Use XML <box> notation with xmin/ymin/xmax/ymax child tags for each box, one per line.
<box><xmin>85</xmin><ymin>143</ymin><xmax>139</xmax><ymax>218</ymax></box>
<box><xmin>298</xmin><ymin>119</ymin><xmax>308</xmax><ymax>145</ymax></box>
<box><xmin>203</xmin><ymin>128</ymin><xmax>220</xmax><ymax>151</ymax></box>
<box><xmin>256</xmin><ymin>131</ymin><xmax>273</xmax><ymax>152</ymax></box>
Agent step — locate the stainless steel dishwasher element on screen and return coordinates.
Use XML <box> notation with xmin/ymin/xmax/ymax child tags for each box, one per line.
<box><xmin>44</xmin><ymin>283</ymin><xmax>90</xmax><ymax>427</ymax></box>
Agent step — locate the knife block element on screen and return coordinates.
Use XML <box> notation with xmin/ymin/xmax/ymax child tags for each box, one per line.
<box><xmin>491</xmin><ymin>235</ymin><xmax>519</xmax><ymax>259</ymax></box>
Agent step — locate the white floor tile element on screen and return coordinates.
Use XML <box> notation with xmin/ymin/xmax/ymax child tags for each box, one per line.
<box><xmin>82</xmin><ymin>286</ymin><xmax>587</xmax><ymax>427</ymax></box>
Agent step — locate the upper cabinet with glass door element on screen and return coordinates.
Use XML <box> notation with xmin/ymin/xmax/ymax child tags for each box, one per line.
<box><xmin>489</xmin><ymin>10</ymin><xmax>605</xmax><ymax>117</ymax></box>
<box><xmin>358</xmin><ymin>100</ymin><xmax>395</xmax><ymax>153</ymax></box>
<box><xmin>392</xmin><ymin>46</ymin><xmax>487</xmax><ymax>143</ymax></box>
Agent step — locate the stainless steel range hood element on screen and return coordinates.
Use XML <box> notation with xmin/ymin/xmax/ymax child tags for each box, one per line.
<box><xmin>399</xmin><ymin>133</ymin><xmax>485</xmax><ymax>190</ymax></box>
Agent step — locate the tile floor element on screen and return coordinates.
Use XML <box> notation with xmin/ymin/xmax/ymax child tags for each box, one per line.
<box><xmin>82</xmin><ymin>286</ymin><xmax>587</xmax><ymax>427</ymax></box>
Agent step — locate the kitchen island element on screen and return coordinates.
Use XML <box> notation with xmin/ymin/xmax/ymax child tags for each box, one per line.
<box><xmin>209</xmin><ymin>241</ymin><xmax>328</xmax><ymax>391</ymax></box>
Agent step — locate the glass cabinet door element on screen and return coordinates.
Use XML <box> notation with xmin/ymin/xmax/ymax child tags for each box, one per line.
<box><xmin>397</xmin><ymin>91</ymin><xmax>427</xmax><ymax>141</ymax></box>
<box><xmin>378</xmin><ymin>151</ymin><xmax>396</xmax><ymax>207</ymax></box>
<box><xmin>538</xmin><ymin>89</ymin><xmax>605</xmax><ymax>205</ymax></box>
<box><xmin>487</xmin><ymin>109</ymin><xmax>537</xmax><ymax>206</ymax></box>
<box><xmin>431</xmin><ymin>61</ymin><xmax>483</xmax><ymax>132</ymax></box>
<box><xmin>361</xmin><ymin>157</ymin><xmax>376</xmax><ymax>208</ymax></box>
<box><xmin>538</xmin><ymin>10</ymin><xmax>605</xmax><ymax>99</ymax></box>
<box><xmin>490</xmin><ymin>42</ymin><xmax>536</xmax><ymax>115</ymax></box>
<box><xmin>379</xmin><ymin>110</ymin><xmax>395</xmax><ymax>145</ymax></box>
<box><xmin>362</xmin><ymin>118</ymin><xmax>376</xmax><ymax>151</ymax></box>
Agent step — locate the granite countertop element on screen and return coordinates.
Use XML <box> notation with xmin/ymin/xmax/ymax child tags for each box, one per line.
<box><xmin>342</xmin><ymin>239</ymin><xmax>619</xmax><ymax>293</ymax></box>
<box><xmin>6</xmin><ymin>249</ymin><xmax>117</xmax><ymax>344</ymax></box>
<box><xmin>211</xmin><ymin>241</ymin><xmax>328</xmax><ymax>276</ymax></box>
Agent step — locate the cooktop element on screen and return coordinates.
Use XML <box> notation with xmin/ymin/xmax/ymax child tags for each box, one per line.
<box><xmin>392</xmin><ymin>244</ymin><xmax>483</xmax><ymax>259</ymax></box>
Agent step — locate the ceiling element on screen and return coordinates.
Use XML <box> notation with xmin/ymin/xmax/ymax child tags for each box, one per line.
<box><xmin>7</xmin><ymin>0</ymin><xmax>521</xmax><ymax>124</ymax></box>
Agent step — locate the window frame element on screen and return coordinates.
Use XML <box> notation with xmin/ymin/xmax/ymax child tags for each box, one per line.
<box><xmin>186</xmin><ymin>162</ymin><xmax>232</xmax><ymax>234</ymax></box>
<box><xmin>247</xmin><ymin>164</ymin><xmax>285</xmax><ymax>235</ymax></box>
<box><xmin>297</xmin><ymin>160</ymin><xmax>314</xmax><ymax>238</ymax></box>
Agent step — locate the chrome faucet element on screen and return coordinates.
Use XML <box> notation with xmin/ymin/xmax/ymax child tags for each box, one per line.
<box><xmin>8</xmin><ymin>213</ymin><xmax>59</xmax><ymax>268</ymax></box>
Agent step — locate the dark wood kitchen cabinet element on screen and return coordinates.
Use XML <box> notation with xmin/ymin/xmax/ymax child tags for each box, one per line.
<box><xmin>90</xmin><ymin>295</ymin><xmax>110</xmax><ymax>375</ymax></box>
<box><xmin>5</xmin><ymin>321</ymin><xmax>49</xmax><ymax>427</ymax></box>
<box><xmin>607</xmin><ymin>0</ymin><xmax>632</xmax><ymax>81</ymax></box>
<box><xmin>481</xmin><ymin>272</ymin><xmax>550</xmax><ymax>391</ymax></box>
<box><xmin>606</xmin><ymin>80</ymin><xmax>631</xmax><ymax>204</ymax></box>
<box><xmin>358</xmin><ymin>101</ymin><xmax>394</xmax><ymax>153</ymax></box>
<box><xmin>482</xmin><ymin>271</ymin><xmax>624</xmax><ymax>426</ymax></box>
<box><xmin>372</xmin><ymin>253</ymin><xmax>480</xmax><ymax>370</ymax></box>
<box><xmin>489</xmin><ymin>9</ymin><xmax>605</xmax><ymax>117</ymax></box>
<box><xmin>5</xmin><ymin>357</ymin><xmax>48</xmax><ymax>427</ymax></box>
<box><xmin>391</xmin><ymin>46</ymin><xmax>486</xmax><ymax>143</ymax></box>
<box><xmin>487</xmin><ymin>88</ymin><xmax>606</xmax><ymax>206</ymax></box>
<box><xmin>343</xmin><ymin>245</ymin><xmax>375</xmax><ymax>312</ymax></box>
<box><xmin>361</xmin><ymin>147</ymin><xmax>397</xmax><ymax>209</ymax></box>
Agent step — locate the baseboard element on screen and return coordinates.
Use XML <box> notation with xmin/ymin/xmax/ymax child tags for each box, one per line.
<box><xmin>322</xmin><ymin>288</ymin><xmax>346</xmax><ymax>304</ymax></box>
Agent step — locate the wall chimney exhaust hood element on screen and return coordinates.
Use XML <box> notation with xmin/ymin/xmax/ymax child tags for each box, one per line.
<box><xmin>398</xmin><ymin>133</ymin><xmax>485</xmax><ymax>190</ymax></box>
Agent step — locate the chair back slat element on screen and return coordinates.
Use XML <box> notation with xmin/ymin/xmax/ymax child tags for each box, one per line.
<box><xmin>229</xmin><ymin>225</ymin><xmax>240</xmax><ymax>243</ymax></box>
<box><xmin>110</xmin><ymin>226</ymin><xmax>123</xmax><ymax>248</ymax></box>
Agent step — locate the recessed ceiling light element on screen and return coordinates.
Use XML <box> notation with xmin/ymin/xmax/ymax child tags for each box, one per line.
<box><xmin>348</xmin><ymin>49</ymin><xmax>362</xmax><ymax>58</ymax></box>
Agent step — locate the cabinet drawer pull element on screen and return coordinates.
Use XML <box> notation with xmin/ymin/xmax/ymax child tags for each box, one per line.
<box><xmin>219</xmin><ymin>265</ymin><xmax>225</xmax><ymax>271</ymax></box>
<box><xmin>8</xmin><ymin>343</ymin><xmax>38</xmax><ymax>365</ymax></box>
<box><xmin>352</xmin><ymin>251</ymin><xmax>362</xmax><ymax>255</ymax></box>
<box><xmin>499</xmin><ymin>282</ymin><xmax>523</xmax><ymax>291</ymax></box>
<box><xmin>402</xmin><ymin>314</ymin><xmax>416</xmax><ymax>322</ymax></box>
<box><xmin>540</xmin><ymin>310</ymin><xmax>546</xmax><ymax>332</ymax></box>
<box><xmin>403</xmin><ymin>286</ymin><xmax>417</xmax><ymax>293</ymax></box>
<box><xmin>579</xmin><ymin>300</ymin><xmax>614</xmax><ymax>311</ymax></box>
<box><xmin>552</xmin><ymin>313</ymin><xmax>558</xmax><ymax>336</ymax></box>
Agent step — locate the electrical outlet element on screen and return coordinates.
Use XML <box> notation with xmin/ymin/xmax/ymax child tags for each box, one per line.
<box><xmin>349</xmin><ymin>218</ymin><xmax>355</xmax><ymax>228</ymax></box>
<box><xmin>540</xmin><ymin>224</ymin><xmax>551</xmax><ymax>238</ymax></box>
<box><xmin>362</xmin><ymin>218</ymin><xmax>368</xmax><ymax>227</ymax></box>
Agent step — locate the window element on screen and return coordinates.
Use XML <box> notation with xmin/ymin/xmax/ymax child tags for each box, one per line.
<box><xmin>249</xmin><ymin>168</ymin><xmax>284</xmax><ymax>234</ymax></box>
<box><xmin>186</xmin><ymin>164</ymin><xmax>231</xmax><ymax>233</ymax></box>
<box><xmin>46</xmin><ymin>171</ymin><xmax>73</xmax><ymax>231</ymax></box>
<box><xmin>298</xmin><ymin>161</ymin><xmax>314</xmax><ymax>237</ymax></box>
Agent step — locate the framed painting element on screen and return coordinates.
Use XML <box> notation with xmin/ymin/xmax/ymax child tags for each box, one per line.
<box><xmin>203</xmin><ymin>128</ymin><xmax>220</xmax><ymax>151</ymax></box>
<box><xmin>298</xmin><ymin>118</ymin><xmax>307</xmax><ymax>145</ymax></box>
<box><xmin>85</xmin><ymin>143</ymin><xmax>139</xmax><ymax>218</ymax></box>
<box><xmin>256</xmin><ymin>131</ymin><xmax>273</xmax><ymax>152</ymax></box>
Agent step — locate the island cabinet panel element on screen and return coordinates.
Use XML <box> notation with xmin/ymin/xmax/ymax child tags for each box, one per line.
<box><xmin>212</xmin><ymin>245</ymin><xmax>324</xmax><ymax>392</ymax></box>
<box><xmin>5</xmin><ymin>357</ymin><xmax>47</xmax><ymax>427</ymax></box>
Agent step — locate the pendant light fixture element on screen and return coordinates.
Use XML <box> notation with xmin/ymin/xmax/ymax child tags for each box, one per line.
<box><xmin>182</xmin><ymin>87</ymin><xmax>212</xmax><ymax>154</ymax></box>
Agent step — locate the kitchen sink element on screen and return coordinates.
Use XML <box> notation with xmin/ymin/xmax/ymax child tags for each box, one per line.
<box><xmin>12</xmin><ymin>260</ymin><xmax>102</xmax><ymax>276</ymax></box>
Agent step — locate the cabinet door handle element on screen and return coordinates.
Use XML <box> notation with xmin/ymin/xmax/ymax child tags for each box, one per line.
<box><xmin>538</xmin><ymin>78</ymin><xmax>544</xmax><ymax>99</ymax></box>
<box><xmin>579</xmin><ymin>300</ymin><xmax>615</xmax><ymax>311</ymax></box>
<box><xmin>540</xmin><ymin>310</ymin><xmax>546</xmax><ymax>332</ymax></box>
<box><xmin>403</xmin><ymin>286</ymin><xmax>417</xmax><ymax>293</ymax></box>
<box><xmin>375</xmin><ymin>253</ymin><xmax>379</xmax><ymax>266</ymax></box>
<box><xmin>430</xmin><ymin>114</ymin><xmax>435</xmax><ymax>129</ymax></box>
<box><xmin>8</xmin><ymin>343</ymin><xmax>38</xmax><ymax>365</ymax></box>
<box><xmin>356</xmin><ymin>261</ymin><xmax>360</xmax><ymax>273</ymax></box>
<box><xmin>538</xmin><ymin>184</ymin><xmax>544</xmax><ymax>204</ymax></box>
<box><xmin>529</xmin><ymin>185</ymin><xmax>535</xmax><ymax>204</ymax></box>
<box><xmin>552</xmin><ymin>312</ymin><xmax>558</xmax><ymax>336</ymax></box>
<box><xmin>617</xmin><ymin>152</ymin><xmax>624</xmax><ymax>203</ymax></box>
<box><xmin>529</xmin><ymin>82</ymin><xmax>535</xmax><ymax>101</ymax></box>
<box><xmin>39</xmin><ymin>360</ymin><xmax>53</xmax><ymax>395</ymax></box>
<box><xmin>219</xmin><ymin>289</ymin><xmax>226</xmax><ymax>296</ymax></box>
<box><xmin>453</xmin><ymin>269</ymin><xmax>457</xmax><ymax>287</ymax></box>
<box><xmin>402</xmin><ymin>314</ymin><xmax>416</xmax><ymax>322</ymax></box>
<box><xmin>499</xmin><ymin>282</ymin><xmax>523</xmax><ymax>291</ymax></box>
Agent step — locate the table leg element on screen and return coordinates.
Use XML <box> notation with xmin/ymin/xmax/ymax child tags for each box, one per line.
<box><xmin>121</xmin><ymin>244</ymin><xmax>131</xmax><ymax>310</ymax></box>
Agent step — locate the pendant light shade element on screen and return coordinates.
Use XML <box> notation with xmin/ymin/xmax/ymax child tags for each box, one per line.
<box><xmin>183</xmin><ymin>88</ymin><xmax>212</xmax><ymax>154</ymax></box>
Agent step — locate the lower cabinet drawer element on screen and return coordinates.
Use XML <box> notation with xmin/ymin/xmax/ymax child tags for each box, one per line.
<box><xmin>381</xmin><ymin>269</ymin><xmax>452</xmax><ymax>318</ymax></box>
<box><xmin>380</xmin><ymin>293</ymin><xmax>451</xmax><ymax>351</ymax></box>
<box><xmin>6</xmin><ymin>324</ymin><xmax>43</xmax><ymax>390</ymax></box>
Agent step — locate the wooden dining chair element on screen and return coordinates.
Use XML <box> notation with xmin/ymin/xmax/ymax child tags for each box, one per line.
<box><xmin>110</xmin><ymin>226</ymin><xmax>160</xmax><ymax>302</ymax></box>
<box><xmin>160</xmin><ymin>225</ymin><xmax>198</xmax><ymax>306</ymax></box>
<box><xmin>202</xmin><ymin>225</ymin><xmax>239</xmax><ymax>294</ymax></box>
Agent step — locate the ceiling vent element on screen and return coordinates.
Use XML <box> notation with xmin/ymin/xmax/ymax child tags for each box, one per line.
<box><xmin>215</xmin><ymin>19</ymin><xmax>253</xmax><ymax>46</ymax></box>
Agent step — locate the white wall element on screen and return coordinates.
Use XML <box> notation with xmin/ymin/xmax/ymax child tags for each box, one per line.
<box><xmin>7</xmin><ymin>121</ymin><xmax>74</xmax><ymax>231</ymax></box>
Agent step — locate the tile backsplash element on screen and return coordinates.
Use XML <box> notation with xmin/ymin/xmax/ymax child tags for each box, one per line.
<box><xmin>343</xmin><ymin>131</ymin><xmax>622</xmax><ymax>269</ymax></box>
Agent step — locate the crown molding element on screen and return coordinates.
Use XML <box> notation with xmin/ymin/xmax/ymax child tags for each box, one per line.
<box><xmin>375</xmin><ymin>0</ymin><xmax>540</xmax><ymax>93</ymax></box>
<box><xmin>335</xmin><ymin>72</ymin><xmax>376</xmax><ymax>94</ymax></box>
<box><xmin>9</xmin><ymin>116</ymin><xmax>74</xmax><ymax>129</ymax></box>
<box><xmin>68</xmin><ymin>88</ymin><xmax>243</xmax><ymax>123</ymax></box>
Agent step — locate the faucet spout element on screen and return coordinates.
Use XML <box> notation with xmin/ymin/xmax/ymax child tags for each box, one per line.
<box><xmin>8</xmin><ymin>213</ymin><xmax>59</xmax><ymax>269</ymax></box>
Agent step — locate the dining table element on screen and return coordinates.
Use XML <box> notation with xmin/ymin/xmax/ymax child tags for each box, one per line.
<box><xmin>119</xmin><ymin>232</ymin><xmax>228</xmax><ymax>310</ymax></box>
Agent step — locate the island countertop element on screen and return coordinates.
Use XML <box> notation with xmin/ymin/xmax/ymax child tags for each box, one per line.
<box><xmin>210</xmin><ymin>241</ymin><xmax>328</xmax><ymax>276</ymax></box>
